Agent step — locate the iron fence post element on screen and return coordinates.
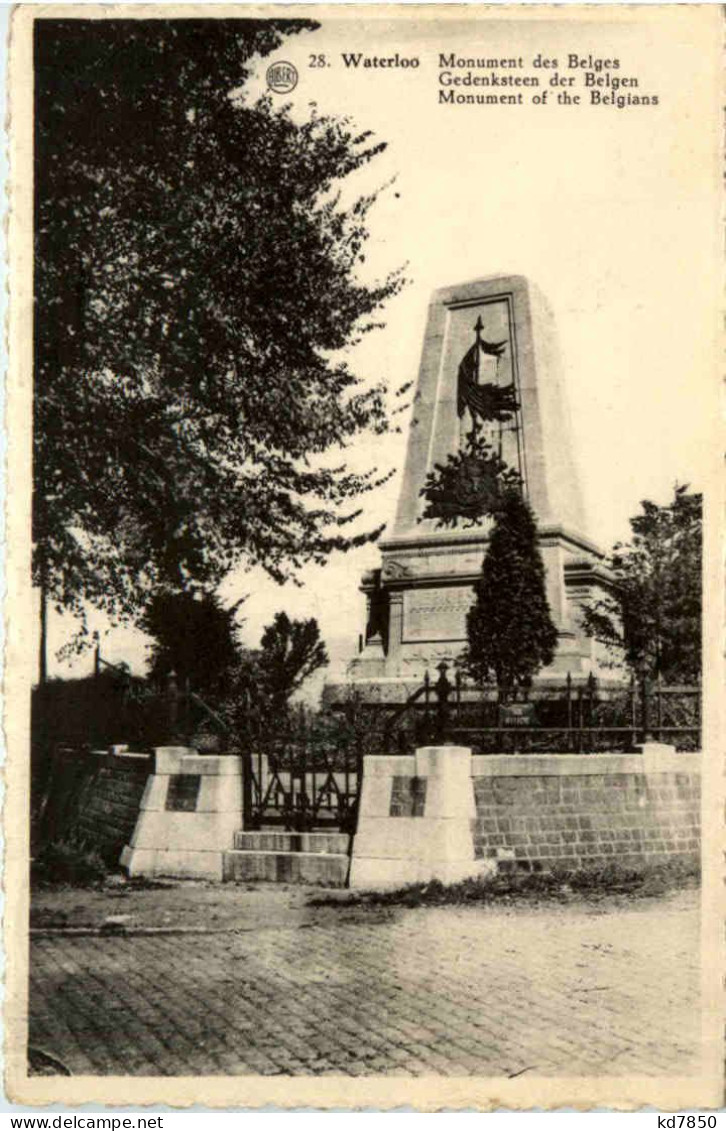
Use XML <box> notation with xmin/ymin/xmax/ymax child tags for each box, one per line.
<box><xmin>586</xmin><ymin>672</ymin><xmax>597</xmax><ymax>754</ymax></box>
<box><xmin>257</xmin><ymin>723</ymin><xmax>263</xmax><ymax>831</ymax></box>
<box><xmin>184</xmin><ymin>675</ymin><xmax>192</xmax><ymax>741</ymax></box>
<box><xmin>165</xmin><ymin>670</ymin><xmax>179</xmax><ymax>743</ymax></box>
<box><xmin>455</xmin><ymin>667</ymin><xmax>462</xmax><ymax>732</ymax></box>
<box><xmin>656</xmin><ymin>672</ymin><xmax>663</xmax><ymax>742</ymax></box>
<box><xmin>299</xmin><ymin>713</ymin><xmax>308</xmax><ymax>832</ymax></box>
<box><xmin>641</xmin><ymin>675</ymin><xmax>651</xmax><ymax>744</ymax></box>
<box><xmin>242</xmin><ymin>745</ymin><xmax>253</xmax><ymax>829</ymax></box>
<box><xmin>423</xmin><ymin>669</ymin><xmax>431</xmax><ymax>744</ymax></box>
<box><xmin>434</xmin><ymin>662</ymin><xmax>452</xmax><ymax>744</ymax></box>
<box><xmin>577</xmin><ymin>687</ymin><xmax>584</xmax><ymax>753</ymax></box>
<box><xmin>354</xmin><ymin>729</ymin><xmax>364</xmax><ymax>833</ymax></box>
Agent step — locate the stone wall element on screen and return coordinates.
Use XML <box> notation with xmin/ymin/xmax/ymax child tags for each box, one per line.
<box><xmin>36</xmin><ymin>743</ymin><xmax>701</xmax><ymax>881</ymax></box>
<box><xmin>471</xmin><ymin>749</ymin><xmax>700</xmax><ymax>872</ymax></box>
<box><xmin>75</xmin><ymin>752</ymin><xmax>152</xmax><ymax>861</ymax></box>
<box><xmin>38</xmin><ymin>748</ymin><xmax>151</xmax><ymax>863</ymax></box>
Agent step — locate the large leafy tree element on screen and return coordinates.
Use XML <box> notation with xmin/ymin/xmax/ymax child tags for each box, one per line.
<box><xmin>463</xmin><ymin>488</ymin><xmax>558</xmax><ymax>698</ymax></box>
<box><xmin>581</xmin><ymin>485</ymin><xmax>701</xmax><ymax>682</ymax></box>
<box><xmin>34</xmin><ymin>19</ymin><xmax>404</xmax><ymax>662</ymax></box>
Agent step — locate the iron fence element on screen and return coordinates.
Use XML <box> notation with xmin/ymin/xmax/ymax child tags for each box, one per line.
<box><xmin>374</xmin><ymin>665</ymin><xmax>700</xmax><ymax>755</ymax></box>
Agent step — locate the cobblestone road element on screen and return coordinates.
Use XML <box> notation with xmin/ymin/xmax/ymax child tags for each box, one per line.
<box><xmin>28</xmin><ymin>890</ymin><xmax>700</xmax><ymax>1077</ymax></box>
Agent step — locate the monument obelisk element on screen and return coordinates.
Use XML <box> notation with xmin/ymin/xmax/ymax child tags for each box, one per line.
<box><xmin>328</xmin><ymin>275</ymin><xmax>614</xmax><ymax>705</ymax></box>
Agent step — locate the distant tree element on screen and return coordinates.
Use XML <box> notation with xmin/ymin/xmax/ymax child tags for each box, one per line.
<box><xmin>582</xmin><ymin>485</ymin><xmax>701</xmax><ymax>682</ymax></box>
<box><xmin>232</xmin><ymin>611</ymin><xmax>328</xmax><ymax>720</ymax></box>
<box><xmin>141</xmin><ymin>591</ymin><xmax>244</xmax><ymax>700</ymax></box>
<box><xmin>34</xmin><ymin>19</ymin><xmax>405</xmax><ymax>666</ymax></box>
<box><xmin>256</xmin><ymin>612</ymin><xmax>329</xmax><ymax>711</ymax></box>
<box><xmin>463</xmin><ymin>488</ymin><xmax>558</xmax><ymax>699</ymax></box>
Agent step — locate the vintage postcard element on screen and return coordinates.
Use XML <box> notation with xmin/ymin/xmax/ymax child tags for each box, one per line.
<box><xmin>5</xmin><ymin>2</ymin><xmax>724</xmax><ymax>1111</ymax></box>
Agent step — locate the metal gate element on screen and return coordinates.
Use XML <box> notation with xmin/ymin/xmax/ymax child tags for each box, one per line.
<box><xmin>242</xmin><ymin>733</ymin><xmax>362</xmax><ymax>833</ymax></box>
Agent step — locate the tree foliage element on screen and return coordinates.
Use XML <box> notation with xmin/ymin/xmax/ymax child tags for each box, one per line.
<box><xmin>463</xmin><ymin>489</ymin><xmax>558</xmax><ymax>697</ymax></box>
<box><xmin>34</xmin><ymin>19</ymin><xmax>405</xmax><ymax>639</ymax></box>
<box><xmin>141</xmin><ymin>590</ymin><xmax>244</xmax><ymax>700</ymax></box>
<box><xmin>237</xmin><ymin>611</ymin><xmax>329</xmax><ymax>713</ymax></box>
<box><xmin>581</xmin><ymin>485</ymin><xmax>701</xmax><ymax>682</ymax></box>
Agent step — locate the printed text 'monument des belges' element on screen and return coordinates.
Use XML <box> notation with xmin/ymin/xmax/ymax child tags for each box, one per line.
<box><xmin>435</xmin><ymin>53</ymin><xmax>657</xmax><ymax>107</ymax></box>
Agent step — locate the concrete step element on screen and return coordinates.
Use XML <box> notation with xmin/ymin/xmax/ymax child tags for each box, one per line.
<box><xmin>222</xmin><ymin>849</ymin><xmax>350</xmax><ymax>886</ymax></box>
<box><xmin>233</xmin><ymin>830</ymin><xmax>350</xmax><ymax>855</ymax></box>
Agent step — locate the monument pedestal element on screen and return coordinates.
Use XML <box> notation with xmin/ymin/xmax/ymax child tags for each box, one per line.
<box><xmin>342</xmin><ymin>524</ymin><xmax>613</xmax><ymax>693</ymax></box>
<box><xmin>120</xmin><ymin>747</ymin><xmax>243</xmax><ymax>881</ymax></box>
<box><xmin>325</xmin><ymin>275</ymin><xmax>618</xmax><ymax>708</ymax></box>
<box><xmin>349</xmin><ymin>746</ymin><xmax>490</xmax><ymax>890</ymax></box>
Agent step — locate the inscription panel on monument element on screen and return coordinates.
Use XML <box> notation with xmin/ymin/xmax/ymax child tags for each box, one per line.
<box><xmin>402</xmin><ymin>586</ymin><xmax>473</xmax><ymax>644</ymax></box>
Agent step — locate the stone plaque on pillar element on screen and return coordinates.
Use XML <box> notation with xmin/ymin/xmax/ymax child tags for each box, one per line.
<box><xmin>165</xmin><ymin>774</ymin><xmax>201</xmax><ymax>812</ymax></box>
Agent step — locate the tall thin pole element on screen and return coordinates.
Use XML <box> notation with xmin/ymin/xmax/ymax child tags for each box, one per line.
<box><xmin>39</xmin><ymin>566</ymin><xmax>48</xmax><ymax>686</ymax></box>
<box><xmin>471</xmin><ymin>316</ymin><xmax>483</xmax><ymax>443</ymax></box>
<box><xmin>495</xmin><ymin>353</ymin><xmax>504</xmax><ymax>461</ymax></box>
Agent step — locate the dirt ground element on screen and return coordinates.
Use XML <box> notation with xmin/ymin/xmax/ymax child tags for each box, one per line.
<box><xmin>30</xmin><ymin>872</ymin><xmax>698</xmax><ymax>933</ymax></box>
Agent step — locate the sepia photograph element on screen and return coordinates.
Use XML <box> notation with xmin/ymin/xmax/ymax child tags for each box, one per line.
<box><xmin>4</xmin><ymin>3</ymin><xmax>723</xmax><ymax>1110</ymax></box>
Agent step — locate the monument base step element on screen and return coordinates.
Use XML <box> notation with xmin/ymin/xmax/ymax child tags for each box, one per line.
<box><xmin>222</xmin><ymin>847</ymin><xmax>350</xmax><ymax>886</ymax></box>
<box><xmin>232</xmin><ymin>830</ymin><xmax>350</xmax><ymax>855</ymax></box>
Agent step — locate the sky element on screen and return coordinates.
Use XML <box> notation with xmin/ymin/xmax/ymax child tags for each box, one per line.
<box><xmin>41</xmin><ymin>7</ymin><xmax>721</xmax><ymax>687</ymax></box>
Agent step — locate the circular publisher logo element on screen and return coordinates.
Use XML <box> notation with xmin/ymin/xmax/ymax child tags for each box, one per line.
<box><xmin>266</xmin><ymin>61</ymin><xmax>298</xmax><ymax>94</ymax></box>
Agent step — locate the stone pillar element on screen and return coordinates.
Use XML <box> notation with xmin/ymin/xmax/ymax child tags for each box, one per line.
<box><xmin>349</xmin><ymin>745</ymin><xmax>491</xmax><ymax>890</ymax></box>
<box><xmin>120</xmin><ymin>747</ymin><xmax>243</xmax><ymax>881</ymax></box>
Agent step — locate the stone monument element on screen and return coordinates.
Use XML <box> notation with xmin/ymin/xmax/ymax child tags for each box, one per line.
<box><xmin>327</xmin><ymin>275</ymin><xmax>615</xmax><ymax>705</ymax></box>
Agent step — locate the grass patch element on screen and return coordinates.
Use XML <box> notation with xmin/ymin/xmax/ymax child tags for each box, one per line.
<box><xmin>311</xmin><ymin>858</ymin><xmax>700</xmax><ymax>909</ymax></box>
<box><xmin>118</xmin><ymin>876</ymin><xmax>180</xmax><ymax>891</ymax></box>
<box><xmin>32</xmin><ymin>838</ymin><xmax>108</xmax><ymax>888</ymax></box>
